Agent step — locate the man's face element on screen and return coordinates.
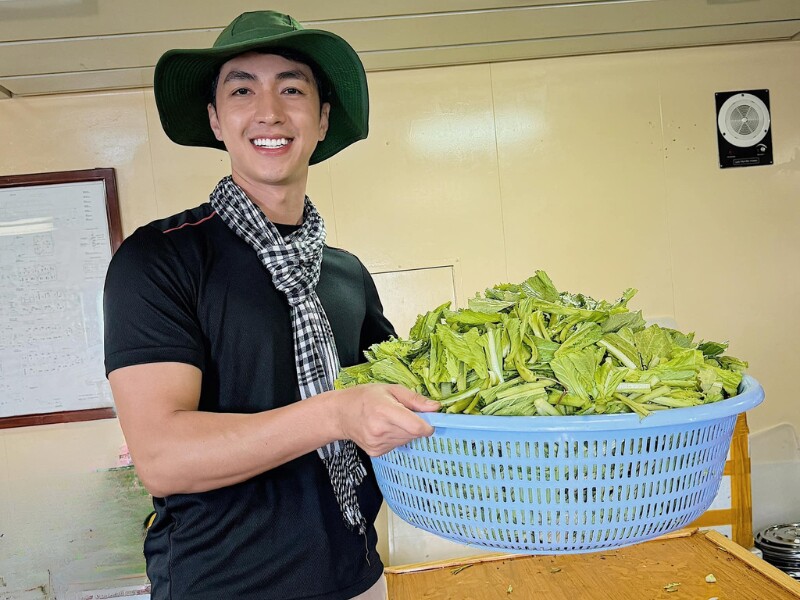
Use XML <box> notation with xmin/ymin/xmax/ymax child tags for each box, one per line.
<box><xmin>208</xmin><ymin>52</ymin><xmax>330</xmax><ymax>191</ymax></box>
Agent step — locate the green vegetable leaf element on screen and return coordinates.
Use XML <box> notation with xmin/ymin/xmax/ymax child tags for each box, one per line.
<box><xmin>698</xmin><ymin>340</ymin><xmax>728</xmax><ymax>358</ymax></box>
<box><xmin>527</xmin><ymin>310</ymin><xmax>551</xmax><ymax>340</ymax></box>
<box><xmin>484</xmin><ymin>283</ymin><xmax>524</xmax><ymax>302</ymax></box>
<box><xmin>504</xmin><ymin>317</ymin><xmax>536</xmax><ymax>381</ymax></box>
<box><xmin>664</xmin><ymin>328</ymin><xmax>695</xmax><ymax>348</ymax></box>
<box><xmin>478</xmin><ymin>327</ymin><xmax>505</xmax><ymax>385</ymax></box>
<box><xmin>612</xmin><ymin>288</ymin><xmax>638</xmax><ymax>309</ymax></box>
<box><xmin>601</xmin><ymin>310</ymin><xmax>646</xmax><ymax>333</ymax></box>
<box><xmin>555</xmin><ymin>322</ymin><xmax>603</xmax><ymax>357</ymax></box>
<box><xmin>530</xmin><ymin>336</ymin><xmax>560</xmax><ymax>365</ymax></box>
<box><xmin>718</xmin><ymin>355</ymin><xmax>749</xmax><ymax>373</ymax></box>
<box><xmin>598</xmin><ymin>329</ymin><xmax>642</xmax><ymax>369</ymax></box>
<box><xmin>595</xmin><ymin>360</ymin><xmax>628</xmax><ymax>400</ymax></box>
<box><xmin>634</xmin><ymin>324</ymin><xmax>674</xmax><ymax>367</ymax></box>
<box><xmin>429</xmin><ymin>334</ymin><xmax>459</xmax><ymax>384</ymax></box>
<box><xmin>440</xmin><ymin>384</ymin><xmax>482</xmax><ymax>408</ymax></box>
<box><xmin>436</xmin><ymin>325</ymin><xmax>488</xmax><ymax>381</ymax></box>
<box><xmin>444</xmin><ymin>309</ymin><xmax>504</xmax><ymax>327</ymax></box>
<box><xmin>368</xmin><ymin>337</ymin><xmax>427</xmax><ymax>362</ymax></box>
<box><xmin>479</xmin><ymin>376</ymin><xmax>523</xmax><ymax>406</ymax></box>
<box><xmin>371</xmin><ymin>357</ymin><xmax>422</xmax><ymax>389</ymax></box>
<box><xmin>335</xmin><ymin>362</ymin><xmax>374</xmax><ymax>389</ymax></box>
<box><xmin>409</xmin><ymin>301</ymin><xmax>451</xmax><ymax>341</ymax></box>
<box><xmin>467</xmin><ymin>297</ymin><xmax>516</xmax><ymax>314</ymax></box>
<box><xmin>707</xmin><ymin>364</ymin><xmax>743</xmax><ymax>396</ymax></box>
<box><xmin>551</xmin><ymin>347</ymin><xmax>599</xmax><ymax>402</ymax></box>
<box><xmin>528</xmin><ymin>298</ymin><xmax>608</xmax><ymax>321</ymax></box>
<box><xmin>521</xmin><ymin>270</ymin><xmax>560</xmax><ymax>302</ymax></box>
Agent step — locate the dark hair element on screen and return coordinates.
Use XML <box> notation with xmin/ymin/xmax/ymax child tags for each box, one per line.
<box><xmin>208</xmin><ymin>48</ymin><xmax>330</xmax><ymax>112</ymax></box>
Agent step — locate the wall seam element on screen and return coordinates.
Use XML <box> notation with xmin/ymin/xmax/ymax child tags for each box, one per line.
<box><xmin>656</xmin><ymin>73</ymin><xmax>678</xmax><ymax>327</ymax></box>
<box><xmin>141</xmin><ymin>90</ymin><xmax>161</xmax><ymax>220</ymax></box>
<box><xmin>488</xmin><ymin>62</ymin><xmax>510</xmax><ymax>284</ymax></box>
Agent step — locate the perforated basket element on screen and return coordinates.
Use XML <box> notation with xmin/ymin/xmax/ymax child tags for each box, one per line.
<box><xmin>372</xmin><ymin>375</ymin><xmax>764</xmax><ymax>554</ymax></box>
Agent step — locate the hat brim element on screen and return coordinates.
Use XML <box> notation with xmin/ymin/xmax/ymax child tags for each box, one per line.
<box><xmin>153</xmin><ymin>29</ymin><xmax>368</xmax><ymax>165</ymax></box>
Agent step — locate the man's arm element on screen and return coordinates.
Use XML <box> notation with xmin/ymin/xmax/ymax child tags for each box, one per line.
<box><xmin>110</xmin><ymin>361</ymin><xmax>437</xmax><ymax>498</ymax></box>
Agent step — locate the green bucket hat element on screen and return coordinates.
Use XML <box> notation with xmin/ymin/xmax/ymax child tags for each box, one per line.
<box><xmin>153</xmin><ymin>11</ymin><xmax>369</xmax><ymax>165</ymax></box>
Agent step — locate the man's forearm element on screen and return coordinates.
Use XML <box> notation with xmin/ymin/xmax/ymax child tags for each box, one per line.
<box><xmin>130</xmin><ymin>392</ymin><xmax>341</xmax><ymax>497</ymax></box>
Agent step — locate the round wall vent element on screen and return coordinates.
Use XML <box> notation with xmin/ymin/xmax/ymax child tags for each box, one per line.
<box><xmin>717</xmin><ymin>92</ymin><xmax>771</xmax><ymax>148</ymax></box>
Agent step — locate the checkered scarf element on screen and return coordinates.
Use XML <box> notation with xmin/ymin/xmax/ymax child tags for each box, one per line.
<box><xmin>209</xmin><ymin>176</ymin><xmax>367</xmax><ymax>534</ymax></box>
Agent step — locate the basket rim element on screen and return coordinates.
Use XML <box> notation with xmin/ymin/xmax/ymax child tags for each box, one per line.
<box><xmin>415</xmin><ymin>374</ymin><xmax>763</xmax><ymax>433</ymax></box>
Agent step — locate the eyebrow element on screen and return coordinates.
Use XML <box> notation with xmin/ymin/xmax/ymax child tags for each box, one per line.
<box><xmin>222</xmin><ymin>70</ymin><xmax>257</xmax><ymax>84</ymax></box>
<box><xmin>222</xmin><ymin>69</ymin><xmax>311</xmax><ymax>85</ymax></box>
<box><xmin>275</xmin><ymin>70</ymin><xmax>310</xmax><ymax>83</ymax></box>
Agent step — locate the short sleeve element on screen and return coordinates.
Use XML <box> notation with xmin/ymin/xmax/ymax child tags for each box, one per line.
<box><xmin>103</xmin><ymin>225</ymin><xmax>205</xmax><ymax>376</ymax></box>
<box><xmin>358</xmin><ymin>263</ymin><xmax>396</xmax><ymax>352</ymax></box>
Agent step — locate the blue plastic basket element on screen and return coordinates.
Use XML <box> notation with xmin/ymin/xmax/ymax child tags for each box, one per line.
<box><xmin>372</xmin><ymin>375</ymin><xmax>764</xmax><ymax>554</ymax></box>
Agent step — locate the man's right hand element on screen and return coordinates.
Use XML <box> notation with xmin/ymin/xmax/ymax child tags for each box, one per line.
<box><xmin>333</xmin><ymin>384</ymin><xmax>439</xmax><ymax>457</ymax></box>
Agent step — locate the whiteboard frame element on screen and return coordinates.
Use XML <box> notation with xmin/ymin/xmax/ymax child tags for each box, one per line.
<box><xmin>0</xmin><ymin>168</ymin><xmax>121</xmax><ymax>429</ymax></box>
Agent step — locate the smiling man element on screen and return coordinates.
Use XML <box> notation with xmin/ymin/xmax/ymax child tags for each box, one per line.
<box><xmin>208</xmin><ymin>52</ymin><xmax>330</xmax><ymax>213</ymax></box>
<box><xmin>102</xmin><ymin>11</ymin><xmax>438</xmax><ymax>600</ymax></box>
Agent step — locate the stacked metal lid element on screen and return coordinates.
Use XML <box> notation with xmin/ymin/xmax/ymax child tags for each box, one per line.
<box><xmin>754</xmin><ymin>524</ymin><xmax>800</xmax><ymax>581</ymax></box>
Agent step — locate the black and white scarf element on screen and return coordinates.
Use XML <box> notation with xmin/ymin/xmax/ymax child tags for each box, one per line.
<box><xmin>209</xmin><ymin>176</ymin><xmax>367</xmax><ymax>534</ymax></box>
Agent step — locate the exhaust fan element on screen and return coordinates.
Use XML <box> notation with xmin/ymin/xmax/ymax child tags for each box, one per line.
<box><xmin>715</xmin><ymin>89</ymin><xmax>772</xmax><ymax>169</ymax></box>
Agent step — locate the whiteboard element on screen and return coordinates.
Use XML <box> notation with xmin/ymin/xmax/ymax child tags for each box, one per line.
<box><xmin>0</xmin><ymin>178</ymin><xmax>115</xmax><ymax>419</ymax></box>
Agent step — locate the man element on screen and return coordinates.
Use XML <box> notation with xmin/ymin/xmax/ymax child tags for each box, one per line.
<box><xmin>103</xmin><ymin>10</ymin><xmax>438</xmax><ymax>600</ymax></box>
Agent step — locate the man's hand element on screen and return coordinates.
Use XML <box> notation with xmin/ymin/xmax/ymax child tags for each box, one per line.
<box><xmin>334</xmin><ymin>384</ymin><xmax>439</xmax><ymax>457</ymax></box>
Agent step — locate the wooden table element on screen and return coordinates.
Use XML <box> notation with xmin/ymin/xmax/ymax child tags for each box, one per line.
<box><xmin>385</xmin><ymin>529</ymin><xmax>800</xmax><ymax>599</ymax></box>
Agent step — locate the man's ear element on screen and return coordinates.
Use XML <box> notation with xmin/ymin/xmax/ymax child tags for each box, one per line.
<box><xmin>208</xmin><ymin>103</ymin><xmax>224</xmax><ymax>142</ymax></box>
<box><xmin>318</xmin><ymin>102</ymin><xmax>331</xmax><ymax>142</ymax></box>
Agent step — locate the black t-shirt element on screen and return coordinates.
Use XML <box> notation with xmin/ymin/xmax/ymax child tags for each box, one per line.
<box><xmin>103</xmin><ymin>203</ymin><xmax>395</xmax><ymax>600</ymax></box>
